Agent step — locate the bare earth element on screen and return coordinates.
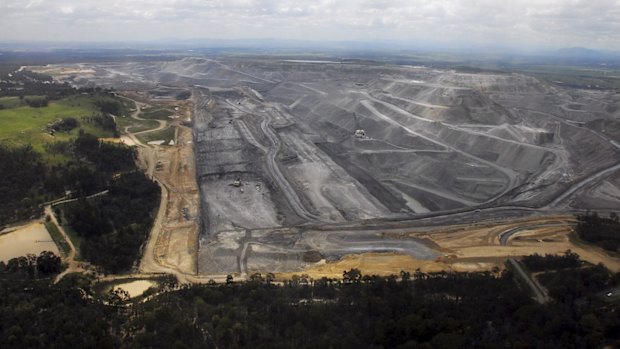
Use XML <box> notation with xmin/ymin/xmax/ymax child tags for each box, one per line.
<box><xmin>281</xmin><ymin>215</ymin><xmax>620</xmax><ymax>279</ymax></box>
<box><xmin>30</xmin><ymin>59</ymin><xmax>620</xmax><ymax>282</ymax></box>
<box><xmin>0</xmin><ymin>223</ymin><xmax>59</xmax><ymax>262</ymax></box>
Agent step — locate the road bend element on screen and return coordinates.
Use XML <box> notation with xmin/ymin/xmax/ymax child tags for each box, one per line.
<box><xmin>225</xmin><ymin>99</ymin><xmax>322</xmax><ymax>223</ymax></box>
<box><xmin>499</xmin><ymin>225</ymin><xmax>554</xmax><ymax>304</ymax></box>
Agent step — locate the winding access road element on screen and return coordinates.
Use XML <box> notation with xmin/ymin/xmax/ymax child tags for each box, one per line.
<box><xmin>225</xmin><ymin>98</ymin><xmax>323</xmax><ymax>223</ymax></box>
<box><xmin>499</xmin><ymin>225</ymin><xmax>553</xmax><ymax>304</ymax></box>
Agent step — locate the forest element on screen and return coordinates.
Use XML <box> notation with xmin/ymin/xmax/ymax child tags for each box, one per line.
<box><xmin>61</xmin><ymin>171</ymin><xmax>160</xmax><ymax>273</ymax></box>
<box><xmin>521</xmin><ymin>250</ymin><xmax>581</xmax><ymax>271</ymax></box>
<box><xmin>0</xmin><ymin>267</ymin><xmax>116</xmax><ymax>349</ymax></box>
<box><xmin>0</xmin><ymin>66</ymin><xmax>136</xmax><ymax>224</ymax></box>
<box><xmin>0</xmin><ymin>69</ymin><xmax>75</xmax><ymax>100</ymax></box>
<box><xmin>0</xmin><ymin>251</ymin><xmax>619</xmax><ymax>349</ymax></box>
<box><xmin>0</xmin><ymin>132</ymin><xmax>140</xmax><ymax>223</ymax></box>
<box><xmin>0</xmin><ymin>145</ymin><xmax>46</xmax><ymax>223</ymax></box>
<box><xmin>0</xmin><ymin>65</ymin><xmax>159</xmax><ymax>273</ymax></box>
<box><xmin>576</xmin><ymin>212</ymin><xmax>620</xmax><ymax>252</ymax></box>
<box><xmin>0</xmin><ymin>134</ymin><xmax>158</xmax><ymax>273</ymax></box>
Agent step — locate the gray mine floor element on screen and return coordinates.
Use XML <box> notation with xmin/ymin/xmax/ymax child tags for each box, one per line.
<box><xmin>63</xmin><ymin>58</ymin><xmax>620</xmax><ymax>275</ymax></box>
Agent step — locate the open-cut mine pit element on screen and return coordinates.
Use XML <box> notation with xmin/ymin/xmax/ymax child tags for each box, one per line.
<box><xmin>46</xmin><ymin>57</ymin><xmax>620</xmax><ymax>277</ymax></box>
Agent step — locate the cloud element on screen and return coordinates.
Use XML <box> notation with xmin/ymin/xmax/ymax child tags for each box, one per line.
<box><xmin>0</xmin><ymin>0</ymin><xmax>619</xmax><ymax>50</ymax></box>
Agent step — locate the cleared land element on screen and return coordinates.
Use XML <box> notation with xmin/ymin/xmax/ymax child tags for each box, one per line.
<box><xmin>0</xmin><ymin>223</ymin><xmax>59</xmax><ymax>262</ymax></box>
<box><xmin>111</xmin><ymin>98</ymin><xmax>201</xmax><ymax>278</ymax></box>
<box><xmin>43</xmin><ymin>58</ymin><xmax>620</xmax><ymax>280</ymax></box>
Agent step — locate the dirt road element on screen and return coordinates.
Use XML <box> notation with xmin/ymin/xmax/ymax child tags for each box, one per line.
<box><xmin>499</xmin><ymin>225</ymin><xmax>551</xmax><ymax>303</ymax></box>
<box><xmin>115</xmin><ymin>96</ymin><xmax>201</xmax><ymax>282</ymax></box>
<box><xmin>226</xmin><ymin>97</ymin><xmax>322</xmax><ymax>223</ymax></box>
<box><xmin>44</xmin><ymin>206</ymin><xmax>87</xmax><ymax>283</ymax></box>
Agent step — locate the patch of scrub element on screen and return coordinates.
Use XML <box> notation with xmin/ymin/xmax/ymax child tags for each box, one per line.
<box><xmin>0</xmin><ymin>223</ymin><xmax>60</xmax><ymax>262</ymax></box>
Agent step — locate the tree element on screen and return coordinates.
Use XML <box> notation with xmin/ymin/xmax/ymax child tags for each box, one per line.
<box><xmin>226</xmin><ymin>274</ymin><xmax>234</xmax><ymax>285</ymax></box>
<box><xmin>36</xmin><ymin>251</ymin><xmax>61</xmax><ymax>275</ymax></box>
<box><xmin>161</xmin><ymin>274</ymin><xmax>178</xmax><ymax>291</ymax></box>
<box><xmin>94</xmin><ymin>99</ymin><xmax>122</xmax><ymax>115</ymax></box>
<box><xmin>400</xmin><ymin>270</ymin><xmax>411</xmax><ymax>283</ymax></box>
<box><xmin>108</xmin><ymin>287</ymin><xmax>130</xmax><ymax>306</ymax></box>
<box><xmin>343</xmin><ymin>268</ymin><xmax>362</xmax><ymax>284</ymax></box>
<box><xmin>249</xmin><ymin>273</ymin><xmax>264</xmax><ymax>283</ymax></box>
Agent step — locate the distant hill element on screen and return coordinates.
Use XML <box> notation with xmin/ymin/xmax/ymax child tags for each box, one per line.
<box><xmin>548</xmin><ymin>47</ymin><xmax>620</xmax><ymax>62</ymax></box>
<box><xmin>554</xmin><ymin>47</ymin><xmax>605</xmax><ymax>58</ymax></box>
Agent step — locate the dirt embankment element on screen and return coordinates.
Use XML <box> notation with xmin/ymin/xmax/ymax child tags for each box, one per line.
<box><xmin>278</xmin><ymin>215</ymin><xmax>620</xmax><ymax>280</ymax></box>
<box><xmin>115</xmin><ymin>95</ymin><xmax>200</xmax><ymax>278</ymax></box>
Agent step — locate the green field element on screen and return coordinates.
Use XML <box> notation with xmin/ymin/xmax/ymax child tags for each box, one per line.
<box><xmin>0</xmin><ymin>102</ymin><xmax>116</xmax><ymax>163</ymax></box>
<box><xmin>0</xmin><ymin>93</ymin><xmax>135</xmax><ymax>164</ymax></box>
<box><xmin>116</xmin><ymin>112</ymin><xmax>163</xmax><ymax>133</ymax></box>
<box><xmin>126</xmin><ymin>119</ymin><xmax>161</xmax><ymax>133</ymax></box>
<box><xmin>0</xmin><ymin>97</ymin><xmax>22</xmax><ymax>109</ymax></box>
<box><xmin>137</xmin><ymin>126</ymin><xmax>176</xmax><ymax>144</ymax></box>
<box><xmin>0</xmin><ymin>95</ymin><xmax>49</xmax><ymax>109</ymax></box>
<box><xmin>59</xmin><ymin>94</ymin><xmax>135</xmax><ymax>117</ymax></box>
<box><xmin>140</xmin><ymin>107</ymin><xmax>174</xmax><ymax>120</ymax></box>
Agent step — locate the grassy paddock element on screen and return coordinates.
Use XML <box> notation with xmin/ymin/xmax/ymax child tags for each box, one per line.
<box><xmin>59</xmin><ymin>94</ymin><xmax>134</xmax><ymax>117</ymax></box>
<box><xmin>126</xmin><ymin>119</ymin><xmax>161</xmax><ymax>133</ymax></box>
<box><xmin>0</xmin><ymin>96</ymin><xmax>22</xmax><ymax>109</ymax></box>
<box><xmin>137</xmin><ymin>126</ymin><xmax>176</xmax><ymax>144</ymax></box>
<box><xmin>0</xmin><ymin>97</ymin><xmax>122</xmax><ymax>164</ymax></box>
<box><xmin>139</xmin><ymin>107</ymin><xmax>174</xmax><ymax>120</ymax></box>
<box><xmin>0</xmin><ymin>103</ymin><xmax>91</xmax><ymax>158</ymax></box>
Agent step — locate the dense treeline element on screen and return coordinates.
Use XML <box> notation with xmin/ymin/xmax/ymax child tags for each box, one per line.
<box><xmin>0</xmin><ymin>138</ymin><xmax>150</xmax><ymax>271</ymax></box>
<box><xmin>0</xmin><ymin>69</ymin><xmax>75</xmax><ymax>100</ymax></box>
<box><xmin>94</xmin><ymin>99</ymin><xmax>124</xmax><ymax>115</ymax></box>
<box><xmin>0</xmin><ymin>272</ymin><xmax>118</xmax><ymax>349</ymax></box>
<box><xmin>0</xmin><ymin>68</ymin><xmax>136</xmax><ymax>225</ymax></box>
<box><xmin>0</xmin><ymin>64</ymin><xmax>20</xmax><ymax>77</ymax></box>
<box><xmin>1</xmin><ymin>134</ymin><xmax>157</xmax><ymax>274</ymax></box>
<box><xmin>522</xmin><ymin>248</ymin><xmax>620</xmax><ymax>305</ymax></box>
<box><xmin>0</xmin><ymin>131</ymin><xmax>140</xmax><ymax>225</ymax></box>
<box><xmin>24</xmin><ymin>97</ymin><xmax>49</xmax><ymax>108</ymax></box>
<box><xmin>0</xmin><ymin>67</ymin><xmax>127</xmax><ymax>112</ymax></box>
<box><xmin>72</xmin><ymin>132</ymin><xmax>137</xmax><ymax>172</ymax></box>
<box><xmin>522</xmin><ymin>250</ymin><xmax>581</xmax><ymax>271</ymax></box>
<box><xmin>82</xmin><ymin>113</ymin><xmax>119</xmax><ymax>136</ymax></box>
<box><xmin>0</xmin><ymin>145</ymin><xmax>46</xmax><ymax>223</ymax></box>
<box><xmin>127</xmin><ymin>267</ymin><xmax>620</xmax><ymax>348</ymax></box>
<box><xmin>63</xmin><ymin>171</ymin><xmax>160</xmax><ymax>273</ymax></box>
<box><xmin>0</xmin><ymin>251</ymin><xmax>62</xmax><ymax>279</ymax></box>
<box><xmin>576</xmin><ymin>212</ymin><xmax>620</xmax><ymax>252</ymax></box>
<box><xmin>1</xmin><ymin>70</ymin><xmax>159</xmax><ymax>275</ymax></box>
<box><xmin>44</xmin><ymin>132</ymin><xmax>137</xmax><ymax>197</ymax></box>
<box><xmin>1</xmin><ymin>253</ymin><xmax>619</xmax><ymax>349</ymax></box>
<box><xmin>538</xmin><ymin>263</ymin><xmax>620</xmax><ymax>302</ymax></box>
<box><xmin>50</xmin><ymin>117</ymin><xmax>79</xmax><ymax>132</ymax></box>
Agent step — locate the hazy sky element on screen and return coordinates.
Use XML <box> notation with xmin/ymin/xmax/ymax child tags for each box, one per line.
<box><xmin>1</xmin><ymin>0</ymin><xmax>619</xmax><ymax>50</ymax></box>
